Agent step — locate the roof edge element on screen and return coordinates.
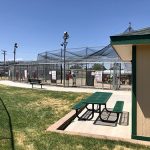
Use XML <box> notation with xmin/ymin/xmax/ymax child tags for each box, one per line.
<box><xmin>110</xmin><ymin>34</ymin><xmax>150</xmax><ymax>45</ymax></box>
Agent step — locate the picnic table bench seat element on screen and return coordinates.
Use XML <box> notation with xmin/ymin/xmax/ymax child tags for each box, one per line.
<box><xmin>112</xmin><ymin>101</ymin><xmax>124</xmax><ymax>113</ymax></box>
<box><xmin>100</xmin><ymin>100</ymin><xmax>124</xmax><ymax>123</ymax></box>
<box><xmin>72</xmin><ymin>99</ymin><xmax>89</xmax><ymax>120</ymax></box>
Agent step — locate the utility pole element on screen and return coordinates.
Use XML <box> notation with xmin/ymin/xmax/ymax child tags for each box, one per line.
<box><xmin>1</xmin><ymin>50</ymin><xmax>7</xmax><ymax>66</ymax></box>
<box><xmin>1</xmin><ymin>50</ymin><xmax>7</xmax><ymax>75</ymax></box>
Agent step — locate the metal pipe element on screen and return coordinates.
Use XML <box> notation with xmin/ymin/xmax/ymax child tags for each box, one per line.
<box><xmin>63</xmin><ymin>41</ymin><xmax>66</xmax><ymax>87</ymax></box>
<box><xmin>61</xmin><ymin>32</ymin><xmax>69</xmax><ymax>87</ymax></box>
<box><xmin>60</xmin><ymin>48</ymin><xmax>62</xmax><ymax>84</ymax></box>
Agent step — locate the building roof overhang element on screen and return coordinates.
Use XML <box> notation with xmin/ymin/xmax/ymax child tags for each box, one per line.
<box><xmin>110</xmin><ymin>27</ymin><xmax>150</xmax><ymax>61</ymax></box>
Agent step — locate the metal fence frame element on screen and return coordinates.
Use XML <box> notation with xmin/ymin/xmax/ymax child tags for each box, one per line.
<box><xmin>8</xmin><ymin>62</ymin><xmax>131</xmax><ymax>91</ymax></box>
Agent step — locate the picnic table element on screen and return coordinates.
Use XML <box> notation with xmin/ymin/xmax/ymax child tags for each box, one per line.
<box><xmin>73</xmin><ymin>92</ymin><xmax>124</xmax><ymax>123</ymax></box>
<box><xmin>73</xmin><ymin>92</ymin><xmax>112</xmax><ymax>120</ymax></box>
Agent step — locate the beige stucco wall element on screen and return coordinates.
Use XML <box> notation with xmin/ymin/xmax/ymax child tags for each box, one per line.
<box><xmin>136</xmin><ymin>45</ymin><xmax>150</xmax><ymax>137</ymax></box>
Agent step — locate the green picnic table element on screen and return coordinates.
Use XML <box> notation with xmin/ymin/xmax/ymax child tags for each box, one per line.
<box><xmin>73</xmin><ymin>92</ymin><xmax>124</xmax><ymax>123</ymax></box>
<box><xmin>73</xmin><ymin>92</ymin><xmax>112</xmax><ymax>120</ymax></box>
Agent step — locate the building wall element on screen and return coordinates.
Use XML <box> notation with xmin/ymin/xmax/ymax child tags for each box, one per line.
<box><xmin>136</xmin><ymin>45</ymin><xmax>150</xmax><ymax>137</ymax></box>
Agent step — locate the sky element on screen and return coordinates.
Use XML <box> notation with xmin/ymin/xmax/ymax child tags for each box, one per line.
<box><xmin>0</xmin><ymin>0</ymin><xmax>150</xmax><ymax>61</ymax></box>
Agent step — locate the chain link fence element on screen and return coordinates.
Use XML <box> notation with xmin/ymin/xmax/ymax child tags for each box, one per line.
<box><xmin>8</xmin><ymin>62</ymin><xmax>131</xmax><ymax>91</ymax></box>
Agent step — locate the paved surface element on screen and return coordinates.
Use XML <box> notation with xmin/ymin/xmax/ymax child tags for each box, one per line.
<box><xmin>66</xmin><ymin>91</ymin><xmax>131</xmax><ymax>139</ymax></box>
<box><xmin>0</xmin><ymin>80</ymin><xmax>131</xmax><ymax>139</ymax></box>
<box><xmin>0</xmin><ymin>80</ymin><xmax>131</xmax><ymax>94</ymax></box>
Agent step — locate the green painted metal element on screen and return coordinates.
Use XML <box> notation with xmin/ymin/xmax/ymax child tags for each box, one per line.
<box><xmin>110</xmin><ymin>34</ymin><xmax>150</xmax><ymax>45</ymax></box>
<box><xmin>132</xmin><ymin>135</ymin><xmax>150</xmax><ymax>142</ymax></box>
<box><xmin>85</xmin><ymin>92</ymin><xmax>112</xmax><ymax>104</ymax></box>
<box><xmin>111</xmin><ymin>39</ymin><xmax>150</xmax><ymax>45</ymax></box>
<box><xmin>112</xmin><ymin>101</ymin><xmax>124</xmax><ymax>113</ymax></box>
<box><xmin>111</xmin><ymin>34</ymin><xmax>150</xmax><ymax>40</ymax></box>
<box><xmin>132</xmin><ymin>45</ymin><xmax>137</xmax><ymax>137</ymax></box>
<box><xmin>73</xmin><ymin>92</ymin><xmax>112</xmax><ymax>109</ymax></box>
<box><xmin>72</xmin><ymin>100</ymin><xmax>86</xmax><ymax>110</ymax></box>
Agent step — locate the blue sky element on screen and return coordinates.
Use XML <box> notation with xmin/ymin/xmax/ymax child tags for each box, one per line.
<box><xmin>0</xmin><ymin>0</ymin><xmax>150</xmax><ymax>61</ymax></box>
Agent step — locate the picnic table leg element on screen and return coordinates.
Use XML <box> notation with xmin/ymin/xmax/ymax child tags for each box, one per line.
<box><xmin>32</xmin><ymin>84</ymin><xmax>33</xmax><ymax>88</ymax></box>
<box><xmin>41</xmin><ymin>84</ymin><xmax>42</xmax><ymax>89</ymax></box>
<box><xmin>115</xmin><ymin>113</ymin><xmax>120</xmax><ymax>123</ymax></box>
<box><xmin>104</xmin><ymin>104</ymin><xmax>111</xmax><ymax>113</ymax></box>
<box><xmin>99</xmin><ymin>104</ymin><xmax>101</xmax><ymax>115</ymax></box>
<box><xmin>86</xmin><ymin>104</ymin><xmax>94</xmax><ymax>120</ymax></box>
<box><xmin>85</xmin><ymin>104</ymin><xmax>93</xmax><ymax>111</ymax></box>
<box><xmin>86</xmin><ymin>104</ymin><xmax>99</xmax><ymax>113</ymax></box>
<box><xmin>75</xmin><ymin>109</ymin><xmax>87</xmax><ymax>120</ymax></box>
<box><xmin>76</xmin><ymin>104</ymin><xmax>94</xmax><ymax>121</ymax></box>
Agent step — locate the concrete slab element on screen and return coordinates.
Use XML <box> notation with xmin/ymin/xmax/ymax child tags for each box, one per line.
<box><xmin>65</xmin><ymin>91</ymin><xmax>131</xmax><ymax>139</ymax></box>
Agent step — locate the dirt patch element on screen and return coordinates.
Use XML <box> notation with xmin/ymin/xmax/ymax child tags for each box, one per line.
<box><xmin>102</xmin><ymin>145</ymin><xmax>109</xmax><ymax>150</ymax></box>
<box><xmin>15</xmin><ymin>132</ymin><xmax>26</xmax><ymax>146</ymax></box>
<box><xmin>74</xmin><ymin>95</ymin><xmax>87</xmax><ymax>103</ymax></box>
<box><xmin>15</xmin><ymin>132</ymin><xmax>35</xmax><ymax>150</ymax></box>
<box><xmin>25</xmin><ymin>95</ymin><xmax>88</xmax><ymax>116</ymax></box>
<box><xmin>75</xmin><ymin>144</ymin><xmax>83</xmax><ymax>149</ymax></box>
<box><xmin>25</xmin><ymin>97</ymin><xmax>71</xmax><ymax>112</ymax></box>
<box><xmin>114</xmin><ymin>145</ymin><xmax>133</xmax><ymax>150</ymax></box>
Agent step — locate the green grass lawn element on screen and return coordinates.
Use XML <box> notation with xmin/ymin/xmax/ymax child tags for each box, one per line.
<box><xmin>0</xmin><ymin>85</ymin><xmax>149</xmax><ymax>150</ymax></box>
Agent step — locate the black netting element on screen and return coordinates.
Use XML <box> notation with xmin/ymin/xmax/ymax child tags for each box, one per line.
<box><xmin>37</xmin><ymin>24</ymin><xmax>134</xmax><ymax>64</ymax></box>
<box><xmin>37</xmin><ymin>45</ymin><xmax>121</xmax><ymax>63</ymax></box>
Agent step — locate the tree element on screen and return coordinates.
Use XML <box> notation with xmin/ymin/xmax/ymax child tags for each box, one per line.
<box><xmin>70</xmin><ymin>64</ymin><xmax>82</xmax><ymax>69</ymax></box>
<box><xmin>92</xmin><ymin>63</ymin><xmax>106</xmax><ymax>71</ymax></box>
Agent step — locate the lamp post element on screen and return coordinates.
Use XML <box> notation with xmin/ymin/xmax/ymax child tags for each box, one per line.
<box><xmin>61</xmin><ymin>32</ymin><xmax>69</xmax><ymax>87</ymax></box>
<box><xmin>60</xmin><ymin>48</ymin><xmax>63</xmax><ymax>84</ymax></box>
<box><xmin>14</xmin><ymin>43</ymin><xmax>18</xmax><ymax>64</ymax></box>
<box><xmin>13</xmin><ymin>43</ymin><xmax>18</xmax><ymax>80</ymax></box>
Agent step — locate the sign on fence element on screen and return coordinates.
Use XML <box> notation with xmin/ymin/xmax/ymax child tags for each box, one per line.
<box><xmin>95</xmin><ymin>71</ymin><xmax>102</xmax><ymax>83</ymax></box>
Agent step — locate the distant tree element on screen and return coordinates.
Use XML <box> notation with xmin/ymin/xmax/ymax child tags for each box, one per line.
<box><xmin>92</xmin><ymin>63</ymin><xmax>106</xmax><ymax>71</ymax></box>
<box><xmin>70</xmin><ymin>64</ymin><xmax>82</xmax><ymax>69</ymax></box>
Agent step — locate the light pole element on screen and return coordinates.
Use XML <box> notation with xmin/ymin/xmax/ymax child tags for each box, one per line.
<box><xmin>13</xmin><ymin>43</ymin><xmax>18</xmax><ymax>80</ymax></box>
<box><xmin>61</xmin><ymin>32</ymin><xmax>69</xmax><ymax>87</ymax></box>
<box><xmin>14</xmin><ymin>43</ymin><xmax>18</xmax><ymax>64</ymax></box>
<box><xmin>1</xmin><ymin>50</ymin><xmax>7</xmax><ymax>76</ymax></box>
<box><xmin>60</xmin><ymin>48</ymin><xmax>63</xmax><ymax>84</ymax></box>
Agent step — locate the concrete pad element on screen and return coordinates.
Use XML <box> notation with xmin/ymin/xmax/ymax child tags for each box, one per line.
<box><xmin>65</xmin><ymin>91</ymin><xmax>131</xmax><ymax>139</ymax></box>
